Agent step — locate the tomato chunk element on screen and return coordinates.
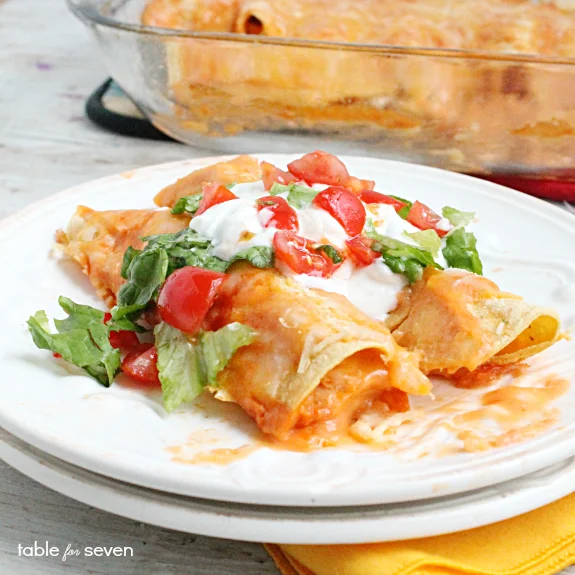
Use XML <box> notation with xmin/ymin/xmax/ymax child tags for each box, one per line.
<box><xmin>312</xmin><ymin>186</ymin><xmax>366</xmax><ymax>237</ymax></box>
<box><xmin>103</xmin><ymin>312</ymin><xmax>140</xmax><ymax>349</ymax></box>
<box><xmin>346</xmin><ymin>236</ymin><xmax>380</xmax><ymax>266</ymax></box>
<box><xmin>261</xmin><ymin>161</ymin><xmax>297</xmax><ymax>191</ymax></box>
<box><xmin>158</xmin><ymin>266</ymin><xmax>227</xmax><ymax>334</ymax></box>
<box><xmin>257</xmin><ymin>196</ymin><xmax>298</xmax><ymax>232</ymax></box>
<box><xmin>273</xmin><ymin>231</ymin><xmax>339</xmax><ymax>277</ymax></box>
<box><xmin>121</xmin><ymin>343</ymin><xmax>160</xmax><ymax>385</ymax></box>
<box><xmin>195</xmin><ymin>182</ymin><xmax>237</xmax><ymax>216</ymax></box>
<box><xmin>406</xmin><ymin>200</ymin><xmax>451</xmax><ymax>237</ymax></box>
<box><xmin>109</xmin><ymin>330</ymin><xmax>140</xmax><ymax>350</ymax></box>
<box><xmin>358</xmin><ymin>190</ymin><xmax>408</xmax><ymax>213</ymax></box>
<box><xmin>287</xmin><ymin>151</ymin><xmax>350</xmax><ymax>186</ymax></box>
<box><xmin>346</xmin><ymin>177</ymin><xmax>375</xmax><ymax>194</ymax></box>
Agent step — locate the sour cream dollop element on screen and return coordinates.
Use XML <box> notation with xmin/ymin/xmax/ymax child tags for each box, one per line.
<box><xmin>188</xmin><ymin>180</ymin><xmax>443</xmax><ymax>319</ymax></box>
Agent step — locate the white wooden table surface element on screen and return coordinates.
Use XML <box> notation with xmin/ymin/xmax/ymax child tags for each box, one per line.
<box><xmin>0</xmin><ymin>1</ymin><xmax>573</xmax><ymax>574</ymax></box>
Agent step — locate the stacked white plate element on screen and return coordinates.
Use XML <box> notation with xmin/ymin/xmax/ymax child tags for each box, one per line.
<box><xmin>1</xmin><ymin>156</ymin><xmax>574</xmax><ymax>544</ymax></box>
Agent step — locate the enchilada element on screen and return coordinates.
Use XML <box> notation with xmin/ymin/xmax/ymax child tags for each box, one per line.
<box><xmin>30</xmin><ymin>152</ymin><xmax>563</xmax><ymax>447</ymax></box>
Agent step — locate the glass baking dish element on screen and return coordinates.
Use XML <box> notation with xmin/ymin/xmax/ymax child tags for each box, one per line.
<box><xmin>68</xmin><ymin>0</ymin><xmax>575</xmax><ymax>184</ymax></box>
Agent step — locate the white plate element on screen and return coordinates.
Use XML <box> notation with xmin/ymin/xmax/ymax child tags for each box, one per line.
<box><xmin>2</xmin><ymin>429</ymin><xmax>574</xmax><ymax>544</ymax></box>
<box><xmin>1</xmin><ymin>155</ymin><xmax>574</xmax><ymax>507</ymax></box>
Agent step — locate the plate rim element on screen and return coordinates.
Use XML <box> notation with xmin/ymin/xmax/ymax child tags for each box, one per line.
<box><xmin>2</xmin><ymin>429</ymin><xmax>574</xmax><ymax>544</ymax></box>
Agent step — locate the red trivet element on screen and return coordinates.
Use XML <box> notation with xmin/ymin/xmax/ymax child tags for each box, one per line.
<box><xmin>474</xmin><ymin>175</ymin><xmax>575</xmax><ymax>203</ymax></box>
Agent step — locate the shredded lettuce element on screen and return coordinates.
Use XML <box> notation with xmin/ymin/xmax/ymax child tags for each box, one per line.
<box><xmin>442</xmin><ymin>228</ymin><xmax>483</xmax><ymax>275</ymax></box>
<box><xmin>155</xmin><ymin>321</ymin><xmax>258</xmax><ymax>412</ymax></box>
<box><xmin>366</xmin><ymin>220</ymin><xmax>442</xmax><ymax>283</ymax></box>
<box><xmin>171</xmin><ymin>182</ymin><xmax>236</xmax><ymax>216</ymax></box>
<box><xmin>228</xmin><ymin>246</ymin><xmax>275</xmax><ymax>269</ymax></box>
<box><xmin>269</xmin><ymin>182</ymin><xmax>291</xmax><ymax>195</ymax></box>
<box><xmin>171</xmin><ymin>194</ymin><xmax>203</xmax><ymax>216</ymax></box>
<box><xmin>115</xmin><ymin>249</ymin><xmax>169</xmax><ymax>319</ymax></box>
<box><xmin>404</xmin><ymin>229</ymin><xmax>441</xmax><ymax>257</ymax></box>
<box><xmin>113</xmin><ymin>229</ymin><xmax>228</xmax><ymax>320</ymax></box>
<box><xmin>314</xmin><ymin>244</ymin><xmax>344</xmax><ymax>264</ymax></box>
<box><xmin>120</xmin><ymin>246</ymin><xmax>139</xmax><ymax>279</ymax></box>
<box><xmin>389</xmin><ymin>195</ymin><xmax>413</xmax><ymax>219</ymax></box>
<box><xmin>442</xmin><ymin>206</ymin><xmax>475</xmax><ymax>228</ymax></box>
<box><xmin>115</xmin><ymin>228</ymin><xmax>279</xmax><ymax>321</ymax></box>
<box><xmin>382</xmin><ymin>255</ymin><xmax>427</xmax><ymax>284</ymax></box>
<box><xmin>27</xmin><ymin>295</ymin><xmax>255</xmax><ymax>400</ymax></box>
<box><xmin>26</xmin><ymin>297</ymin><xmax>136</xmax><ymax>386</ymax></box>
<box><xmin>270</xmin><ymin>182</ymin><xmax>319</xmax><ymax>209</ymax></box>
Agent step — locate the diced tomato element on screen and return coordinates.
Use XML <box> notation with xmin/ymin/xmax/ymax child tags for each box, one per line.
<box><xmin>121</xmin><ymin>343</ymin><xmax>160</xmax><ymax>385</ymax></box>
<box><xmin>53</xmin><ymin>353</ymin><xmax>62</xmax><ymax>359</ymax></box>
<box><xmin>257</xmin><ymin>196</ymin><xmax>298</xmax><ymax>232</ymax></box>
<box><xmin>273</xmin><ymin>231</ymin><xmax>339</xmax><ymax>277</ymax></box>
<box><xmin>260</xmin><ymin>161</ymin><xmax>297</xmax><ymax>191</ymax></box>
<box><xmin>103</xmin><ymin>311</ymin><xmax>140</xmax><ymax>350</ymax></box>
<box><xmin>358</xmin><ymin>190</ymin><xmax>408</xmax><ymax>213</ymax></box>
<box><xmin>346</xmin><ymin>236</ymin><xmax>380</xmax><ymax>266</ymax></box>
<box><xmin>287</xmin><ymin>151</ymin><xmax>350</xmax><ymax>186</ymax></box>
<box><xmin>158</xmin><ymin>266</ymin><xmax>227</xmax><ymax>334</ymax></box>
<box><xmin>195</xmin><ymin>182</ymin><xmax>237</xmax><ymax>216</ymax></box>
<box><xmin>312</xmin><ymin>186</ymin><xmax>366</xmax><ymax>237</ymax></box>
<box><xmin>346</xmin><ymin>177</ymin><xmax>375</xmax><ymax>194</ymax></box>
<box><xmin>406</xmin><ymin>200</ymin><xmax>451</xmax><ymax>237</ymax></box>
<box><xmin>109</xmin><ymin>330</ymin><xmax>140</xmax><ymax>350</ymax></box>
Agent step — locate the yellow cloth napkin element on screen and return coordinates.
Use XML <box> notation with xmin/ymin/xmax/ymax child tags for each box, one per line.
<box><xmin>266</xmin><ymin>493</ymin><xmax>575</xmax><ymax>575</ymax></box>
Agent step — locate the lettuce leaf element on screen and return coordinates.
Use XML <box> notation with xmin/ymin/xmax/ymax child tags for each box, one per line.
<box><xmin>199</xmin><ymin>323</ymin><xmax>258</xmax><ymax>385</ymax></box>
<box><xmin>154</xmin><ymin>322</ymin><xmax>205</xmax><ymax>412</ymax></box>
<box><xmin>27</xmin><ymin>297</ymin><xmax>126</xmax><ymax>386</ymax></box>
<box><xmin>171</xmin><ymin>194</ymin><xmax>203</xmax><ymax>216</ymax></box>
<box><xmin>270</xmin><ymin>182</ymin><xmax>319</xmax><ymax>209</ymax></box>
<box><xmin>154</xmin><ymin>321</ymin><xmax>258</xmax><ymax>412</ymax></box>
<box><xmin>404</xmin><ymin>229</ymin><xmax>441</xmax><ymax>257</ymax></box>
<box><xmin>442</xmin><ymin>206</ymin><xmax>475</xmax><ymax>227</ymax></box>
<box><xmin>442</xmin><ymin>228</ymin><xmax>483</xmax><ymax>275</ymax></box>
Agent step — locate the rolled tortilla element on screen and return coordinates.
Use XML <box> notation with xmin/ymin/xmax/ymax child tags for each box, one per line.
<box><xmin>206</xmin><ymin>268</ymin><xmax>431</xmax><ymax>441</ymax></box>
<box><xmin>142</xmin><ymin>0</ymin><xmax>575</xmax><ymax>117</ymax></box>
<box><xmin>57</xmin><ymin>207</ymin><xmax>430</xmax><ymax>443</ymax></box>
<box><xmin>56</xmin><ymin>206</ymin><xmax>190</xmax><ymax>307</ymax></box>
<box><xmin>385</xmin><ymin>268</ymin><xmax>561</xmax><ymax>375</ymax></box>
<box><xmin>153</xmin><ymin>155</ymin><xmax>261</xmax><ymax>207</ymax></box>
<box><xmin>142</xmin><ymin>0</ymin><xmax>240</xmax><ymax>31</ymax></box>
<box><xmin>143</xmin><ymin>0</ymin><xmax>575</xmax><ymax>54</ymax></box>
